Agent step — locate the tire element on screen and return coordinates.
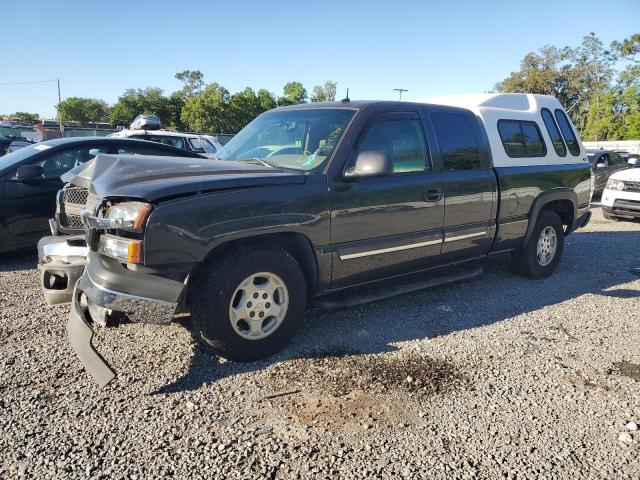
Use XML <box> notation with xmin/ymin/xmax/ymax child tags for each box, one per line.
<box><xmin>512</xmin><ymin>211</ymin><xmax>564</xmax><ymax>279</ymax></box>
<box><xmin>191</xmin><ymin>245</ymin><xmax>307</xmax><ymax>361</ymax></box>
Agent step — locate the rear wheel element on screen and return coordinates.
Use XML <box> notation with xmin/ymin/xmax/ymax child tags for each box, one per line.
<box><xmin>512</xmin><ymin>211</ymin><xmax>564</xmax><ymax>279</ymax></box>
<box><xmin>191</xmin><ymin>246</ymin><xmax>307</xmax><ymax>361</ymax></box>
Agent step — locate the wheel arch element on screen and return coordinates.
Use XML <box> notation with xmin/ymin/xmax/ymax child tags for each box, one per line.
<box><xmin>522</xmin><ymin>188</ymin><xmax>577</xmax><ymax>246</ymax></box>
<box><xmin>188</xmin><ymin>231</ymin><xmax>320</xmax><ymax>298</ymax></box>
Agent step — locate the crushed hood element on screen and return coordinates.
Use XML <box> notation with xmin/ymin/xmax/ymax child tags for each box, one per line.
<box><xmin>61</xmin><ymin>154</ymin><xmax>306</xmax><ymax>202</ymax></box>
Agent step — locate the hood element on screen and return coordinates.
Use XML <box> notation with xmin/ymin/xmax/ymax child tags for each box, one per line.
<box><xmin>61</xmin><ymin>154</ymin><xmax>306</xmax><ymax>202</ymax></box>
<box><xmin>609</xmin><ymin>167</ymin><xmax>640</xmax><ymax>182</ymax></box>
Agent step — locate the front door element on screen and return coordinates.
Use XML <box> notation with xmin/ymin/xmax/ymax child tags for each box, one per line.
<box><xmin>328</xmin><ymin>111</ymin><xmax>444</xmax><ymax>287</ymax></box>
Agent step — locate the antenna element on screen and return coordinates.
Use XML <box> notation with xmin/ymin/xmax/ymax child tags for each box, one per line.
<box><xmin>393</xmin><ymin>88</ymin><xmax>408</xmax><ymax>100</ymax></box>
<box><xmin>341</xmin><ymin>88</ymin><xmax>350</xmax><ymax>102</ymax></box>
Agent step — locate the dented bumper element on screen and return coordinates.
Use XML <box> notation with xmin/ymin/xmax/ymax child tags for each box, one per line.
<box><xmin>67</xmin><ymin>252</ymin><xmax>185</xmax><ymax>386</ymax></box>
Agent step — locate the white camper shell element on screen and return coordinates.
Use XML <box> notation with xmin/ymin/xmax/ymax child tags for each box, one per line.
<box><xmin>421</xmin><ymin>93</ymin><xmax>588</xmax><ymax>168</ymax></box>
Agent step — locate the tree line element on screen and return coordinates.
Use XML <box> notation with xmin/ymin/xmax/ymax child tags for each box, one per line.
<box><xmin>4</xmin><ymin>33</ymin><xmax>638</xmax><ymax>140</ymax></box>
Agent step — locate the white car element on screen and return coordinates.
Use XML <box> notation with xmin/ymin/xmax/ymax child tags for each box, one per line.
<box><xmin>109</xmin><ymin>129</ymin><xmax>222</xmax><ymax>157</ymax></box>
<box><xmin>601</xmin><ymin>167</ymin><xmax>640</xmax><ymax>220</ymax></box>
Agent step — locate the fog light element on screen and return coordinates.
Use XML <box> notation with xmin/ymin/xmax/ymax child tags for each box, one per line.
<box><xmin>98</xmin><ymin>234</ymin><xmax>143</xmax><ymax>263</ymax></box>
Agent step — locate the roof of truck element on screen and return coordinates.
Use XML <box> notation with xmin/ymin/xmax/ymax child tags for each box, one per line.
<box><xmin>419</xmin><ymin>93</ymin><xmax>564</xmax><ymax>113</ymax></box>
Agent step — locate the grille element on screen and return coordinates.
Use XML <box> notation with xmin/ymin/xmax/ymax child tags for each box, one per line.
<box><xmin>59</xmin><ymin>213</ymin><xmax>83</xmax><ymax>228</ymax></box>
<box><xmin>62</xmin><ymin>186</ymin><xmax>89</xmax><ymax>207</ymax></box>
<box><xmin>625</xmin><ymin>181</ymin><xmax>640</xmax><ymax>193</ymax></box>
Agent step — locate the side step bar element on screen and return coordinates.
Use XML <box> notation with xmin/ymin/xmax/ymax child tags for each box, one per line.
<box><xmin>311</xmin><ymin>265</ymin><xmax>483</xmax><ymax>311</ymax></box>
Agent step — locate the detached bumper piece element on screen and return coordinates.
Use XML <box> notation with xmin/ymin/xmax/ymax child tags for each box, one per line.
<box><xmin>38</xmin><ymin>235</ymin><xmax>89</xmax><ymax>305</ymax></box>
<box><xmin>67</xmin><ymin>251</ymin><xmax>185</xmax><ymax>386</ymax></box>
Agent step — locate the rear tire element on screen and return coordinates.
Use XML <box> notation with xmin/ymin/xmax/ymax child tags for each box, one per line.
<box><xmin>191</xmin><ymin>246</ymin><xmax>307</xmax><ymax>361</ymax></box>
<box><xmin>512</xmin><ymin>211</ymin><xmax>564</xmax><ymax>279</ymax></box>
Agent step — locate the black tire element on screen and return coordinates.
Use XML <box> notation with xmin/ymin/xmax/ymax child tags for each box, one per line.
<box><xmin>512</xmin><ymin>211</ymin><xmax>564</xmax><ymax>279</ymax></box>
<box><xmin>191</xmin><ymin>245</ymin><xmax>307</xmax><ymax>361</ymax></box>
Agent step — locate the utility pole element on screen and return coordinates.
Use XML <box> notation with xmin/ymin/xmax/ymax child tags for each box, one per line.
<box><xmin>393</xmin><ymin>88</ymin><xmax>408</xmax><ymax>101</ymax></box>
<box><xmin>57</xmin><ymin>78</ymin><xmax>63</xmax><ymax>135</ymax></box>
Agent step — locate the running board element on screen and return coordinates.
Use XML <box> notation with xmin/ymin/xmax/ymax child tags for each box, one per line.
<box><xmin>311</xmin><ymin>265</ymin><xmax>483</xmax><ymax>311</ymax></box>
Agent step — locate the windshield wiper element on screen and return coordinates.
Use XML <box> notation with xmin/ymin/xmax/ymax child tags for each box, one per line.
<box><xmin>238</xmin><ymin>157</ymin><xmax>278</xmax><ymax>168</ymax></box>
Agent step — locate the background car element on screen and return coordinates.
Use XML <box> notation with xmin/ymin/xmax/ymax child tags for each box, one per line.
<box><xmin>110</xmin><ymin>129</ymin><xmax>221</xmax><ymax>157</ymax></box>
<box><xmin>6</xmin><ymin>139</ymin><xmax>34</xmax><ymax>154</ymax></box>
<box><xmin>0</xmin><ymin>137</ymin><xmax>204</xmax><ymax>253</ymax></box>
<box><xmin>586</xmin><ymin>149</ymin><xmax>630</xmax><ymax>196</ymax></box>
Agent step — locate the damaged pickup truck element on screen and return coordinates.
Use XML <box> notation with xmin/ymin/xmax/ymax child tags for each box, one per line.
<box><xmin>47</xmin><ymin>94</ymin><xmax>593</xmax><ymax>386</ymax></box>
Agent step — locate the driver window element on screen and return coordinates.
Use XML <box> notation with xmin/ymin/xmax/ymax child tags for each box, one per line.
<box><xmin>40</xmin><ymin>146</ymin><xmax>107</xmax><ymax>179</ymax></box>
<box><xmin>357</xmin><ymin>118</ymin><xmax>430</xmax><ymax>173</ymax></box>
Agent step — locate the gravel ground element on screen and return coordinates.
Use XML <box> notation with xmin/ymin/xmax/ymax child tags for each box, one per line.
<box><xmin>1</xmin><ymin>206</ymin><xmax>639</xmax><ymax>479</ymax></box>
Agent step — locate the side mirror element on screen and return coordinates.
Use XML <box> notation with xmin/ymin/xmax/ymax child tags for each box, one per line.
<box><xmin>15</xmin><ymin>164</ymin><xmax>44</xmax><ymax>181</ymax></box>
<box><xmin>344</xmin><ymin>151</ymin><xmax>393</xmax><ymax>180</ymax></box>
<box><xmin>596</xmin><ymin>162</ymin><xmax>606</xmax><ymax>169</ymax></box>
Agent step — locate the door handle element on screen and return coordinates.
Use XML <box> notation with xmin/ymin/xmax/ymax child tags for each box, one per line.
<box><xmin>423</xmin><ymin>187</ymin><xmax>442</xmax><ymax>202</ymax></box>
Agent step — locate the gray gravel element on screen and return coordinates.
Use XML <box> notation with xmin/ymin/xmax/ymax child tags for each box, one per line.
<box><xmin>1</xmin><ymin>206</ymin><xmax>639</xmax><ymax>479</ymax></box>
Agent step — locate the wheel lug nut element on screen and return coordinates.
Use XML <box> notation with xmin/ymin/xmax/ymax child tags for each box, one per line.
<box><xmin>259</xmin><ymin>312</ymin><xmax>264</xmax><ymax>318</ymax></box>
<box><xmin>262</xmin><ymin>293</ymin><xmax>268</xmax><ymax>299</ymax></box>
<box><xmin>253</xmin><ymin>293</ymin><xmax>259</xmax><ymax>299</ymax></box>
<box><xmin>250</xmin><ymin>311</ymin><xmax>255</xmax><ymax>318</ymax></box>
<box><xmin>247</xmin><ymin>302</ymin><xmax>252</xmax><ymax>308</ymax></box>
<box><xmin>266</xmin><ymin>302</ymin><xmax>271</xmax><ymax>308</ymax></box>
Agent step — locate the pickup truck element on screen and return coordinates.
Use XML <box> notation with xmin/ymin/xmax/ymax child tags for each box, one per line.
<box><xmin>49</xmin><ymin>93</ymin><xmax>592</xmax><ymax>386</ymax></box>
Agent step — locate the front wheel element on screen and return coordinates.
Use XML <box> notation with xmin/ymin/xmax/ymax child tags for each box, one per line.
<box><xmin>191</xmin><ymin>246</ymin><xmax>307</xmax><ymax>361</ymax></box>
<box><xmin>512</xmin><ymin>211</ymin><xmax>564</xmax><ymax>279</ymax></box>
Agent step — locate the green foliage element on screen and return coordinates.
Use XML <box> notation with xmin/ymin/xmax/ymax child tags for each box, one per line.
<box><xmin>496</xmin><ymin>32</ymin><xmax>639</xmax><ymax>140</ymax></box>
<box><xmin>7</xmin><ymin>112</ymin><xmax>39</xmax><ymax>123</ymax></box>
<box><xmin>278</xmin><ymin>81</ymin><xmax>308</xmax><ymax>106</ymax></box>
<box><xmin>56</xmin><ymin>97</ymin><xmax>109</xmax><ymax>126</ymax></box>
<box><xmin>180</xmin><ymin>83</ymin><xmax>231</xmax><ymax>133</ymax></box>
<box><xmin>175</xmin><ymin>70</ymin><xmax>205</xmax><ymax>99</ymax></box>
<box><xmin>109</xmin><ymin>87</ymin><xmax>173</xmax><ymax>128</ymax></box>
<box><xmin>311</xmin><ymin>81</ymin><xmax>337</xmax><ymax>102</ymax></box>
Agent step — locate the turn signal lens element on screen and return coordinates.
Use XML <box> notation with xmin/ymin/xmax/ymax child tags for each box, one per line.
<box><xmin>98</xmin><ymin>234</ymin><xmax>143</xmax><ymax>263</ymax></box>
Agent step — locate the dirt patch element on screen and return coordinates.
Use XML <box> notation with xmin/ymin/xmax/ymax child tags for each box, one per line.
<box><xmin>268</xmin><ymin>349</ymin><xmax>466</xmax><ymax>398</ymax></box>
<box><xmin>615</xmin><ymin>361</ymin><xmax>640</xmax><ymax>382</ymax></box>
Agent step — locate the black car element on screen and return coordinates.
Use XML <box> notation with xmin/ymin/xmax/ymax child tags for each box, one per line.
<box><xmin>0</xmin><ymin>137</ymin><xmax>204</xmax><ymax>253</ymax></box>
<box><xmin>586</xmin><ymin>149</ymin><xmax>630</xmax><ymax>195</ymax></box>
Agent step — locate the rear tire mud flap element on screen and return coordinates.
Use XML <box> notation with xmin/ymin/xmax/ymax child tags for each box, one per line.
<box><xmin>67</xmin><ymin>287</ymin><xmax>116</xmax><ymax>387</ymax></box>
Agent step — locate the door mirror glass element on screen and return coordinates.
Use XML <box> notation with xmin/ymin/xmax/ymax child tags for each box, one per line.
<box><xmin>344</xmin><ymin>151</ymin><xmax>393</xmax><ymax>179</ymax></box>
<box><xmin>15</xmin><ymin>164</ymin><xmax>44</xmax><ymax>181</ymax></box>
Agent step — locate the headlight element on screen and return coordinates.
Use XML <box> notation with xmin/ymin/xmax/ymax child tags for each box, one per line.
<box><xmin>606</xmin><ymin>179</ymin><xmax>625</xmax><ymax>191</ymax></box>
<box><xmin>98</xmin><ymin>234</ymin><xmax>143</xmax><ymax>263</ymax></box>
<box><xmin>105</xmin><ymin>201</ymin><xmax>152</xmax><ymax>232</ymax></box>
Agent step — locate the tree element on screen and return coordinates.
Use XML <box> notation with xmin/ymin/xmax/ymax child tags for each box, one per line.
<box><xmin>610</xmin><ymin>34</ymin><xmax>640</xmax><ymax>64</ymax></box>
<box><xmin>277</xmin><ymin>81</ymin><xmax>307</xmax><ymax>106</ymax></box>
<box><xmin>257</xmin><ymin>89</ymin><xmax>277</xmax><ymax>112</ymax></box>
<box><xmin>180</xmin><ymin>82</ymin><xmax>231</xmax><ymax>133</ymax></box>
<box><xmin>56</xmin><ymin>97</ymin><xmax>110</xmax><ymax>126</ymax></box>
<box><xmin>109</xmin><ymin>87</ymin><xmax>172</xmax><ymax>128</ymax></box>
<box><xmin>175</xmin><ymin>70</ymin><xmax>205</xmax><ymax>99</ymax></box>
<box><xmin>311</xmin><ymin>81</ymin><xmax>337</xmax><ymax>102</ymax></box>
<box><xmin>7</xmin><ymin>112</ymin><xmax>39</xmax><ymax>123</ymax></box>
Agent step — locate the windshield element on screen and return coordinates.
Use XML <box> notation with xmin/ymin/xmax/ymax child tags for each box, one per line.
<box><xmin>0</xmin><ymin>142</ymin><xmax>53</xmax><ymax>172</ymax></box>
<box><xmin>189</xmin><ymin>137</ymin><xmax>217</xmax><ymax>154</ymax></box>
<box><xmin>215</xmin><ymin>108</ymin><xmax>356</xmax><ymax>171</ymax></box>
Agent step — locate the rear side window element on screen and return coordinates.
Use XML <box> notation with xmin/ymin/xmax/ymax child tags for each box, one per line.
<box><xmin>431</xmin><ymin>112</ymin><xmax>482</xmax><ymax>171</ymax></box>
<box><xmin>554</xmin><ymin>110</ymin><xmax>580</xmax><ymax>156</ymax></box>
<box><xmin>540</xmin><ymin>108</ymin><xmax>566</xmax><ymax>157</ymax></box>
<box><xmin>497</xmin><ymin>120</ymin><xmax>546</xmax><ymax>158</ymax></box>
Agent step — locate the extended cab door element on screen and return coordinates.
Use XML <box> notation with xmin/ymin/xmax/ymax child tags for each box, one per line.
<box><xmin>328</xmin><ymin>110</ymin><xmax>444</xmax><ymax>287</ymax></box>
<box><xmin>428</xmin><ymin>109</ymin><xmax>497</xmax><ymax>261</ymax></box>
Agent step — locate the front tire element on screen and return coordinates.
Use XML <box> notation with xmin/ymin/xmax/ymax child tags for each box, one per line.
<box><xmin>191</xmin><ymin>246</ymin><xmax>307</xmax><ymax>361</ymax></box>
<box><xmin>512</xmin><ymin>211</ymin><xmax>564</xmax><ymax>279</ymax></box>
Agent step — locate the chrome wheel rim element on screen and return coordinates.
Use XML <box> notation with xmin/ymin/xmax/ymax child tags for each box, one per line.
<box><xmin>228</xmin><ymin>272</ymin><xmax>289</xmax><ymax>340</ymax></box>
<box><xmin>536</xmin><ymin>226</ymin><xmax>557</xmax><ymax>266</ymax></box>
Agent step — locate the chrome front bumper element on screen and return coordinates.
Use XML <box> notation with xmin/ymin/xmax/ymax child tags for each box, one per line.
<box><xmin>67</xmin><ymin>252</ymin><xmax>185</xmax><ymax>386</ymax></box>
<box><xmin>38</xmin><ymin>235</ymin><xmax>89</xmax><ymax>305</ymax></box>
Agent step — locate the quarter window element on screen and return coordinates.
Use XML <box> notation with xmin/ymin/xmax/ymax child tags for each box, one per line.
<box><xmin>357</xmin><ymin>117</ymin><xmax>430</xmax><ymax>173</ymax></box>
<box><xmin>540</xmin><ymin>108</ymin><xmax>566</xmax><ymax>157</ymax></box>
<box><xmin>431</xmin><ymin>112</ymin><xmax>482</xmax><ymax>171</ymax></box>
<box><xmin>554</xmin><ymin>110</ymin><xmax>580</xmax><ymax>156</ymax></box>
<box><xmin>497</xmin><ymin>120</ymin><xmax>547</xmax><ymax>158</ymax></box>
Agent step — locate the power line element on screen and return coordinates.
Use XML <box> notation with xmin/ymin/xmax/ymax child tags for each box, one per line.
<box><xmin>0</xmin><ymin>79</ymin><xmax>57</xmax><ymax>86</ymax></box>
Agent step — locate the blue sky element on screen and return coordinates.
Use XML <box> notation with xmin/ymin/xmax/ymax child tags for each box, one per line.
<box><xmin>1</xmin><ymin>0</ymin><xmax>638</xmax><ymax>118</ymax></box>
